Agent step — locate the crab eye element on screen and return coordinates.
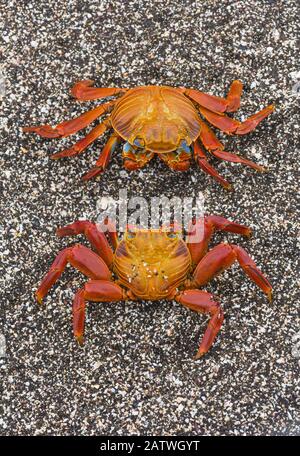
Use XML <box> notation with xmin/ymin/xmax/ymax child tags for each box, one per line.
<box><xmin>123</xmin><ymin>142</ymin><xmax>133</xmax><ymax>153</ymax></box>
<box><xmin>167</xmin><ymin>232</ymin><xmax>177</xmax><ymax>239</ymax></box>
<box><xmin>133</xmin><ymin>137</ymin><xmax>145</xmax><ymax>148</ymax></box>
<box><xmin>178</xmin><ymin>140</ymin><xmax>191</xmax><ymax>155</ymax></box>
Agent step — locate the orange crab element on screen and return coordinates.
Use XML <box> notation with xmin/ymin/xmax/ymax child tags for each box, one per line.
<box><xmin>24</xmin><ymin>80</ymin><xmax>274</xmax><ymax>189</ymax></box>
<box><xmin>36</xmin><ymin>216</ymin><xmax>272</xmax><ymax>358</ymax></box>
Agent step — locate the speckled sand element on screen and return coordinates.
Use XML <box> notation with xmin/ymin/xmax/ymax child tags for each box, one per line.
<box><xmin>0</xmin><ymin>0</ymin><xmax>299</xmax><ymax>435</ymax></box>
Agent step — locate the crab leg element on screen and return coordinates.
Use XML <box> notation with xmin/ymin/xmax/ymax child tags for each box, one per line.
<box><xmin>191</xmin><ymin>243</ymin><xmax>272</xmax><ymax>301</ymax></box>
<box><xmin>225</xmin><ymin>80</ymin><xmax>244</xmax><ymax>112</ymax></box>
<box><xmin>36</xmin><ymin>244</ymin><xmax>111</xmax><ymax>304</ymax></box>
<box><xmin>210</xmin><ymin>149</ymin><xmax>266</xmax><ymax>172</ymax></box>
<box><xmin>23</xmin><ymin>101</ymin><xmax>114</xmax><ymax>138</ymax></box>
<box><xmin>187</xmin><ymin>215</ymin><xmax>251</xmax><ymax>265</ymax></box>
<box><xmin>175</xmin><ymin>289</ymin><xmax>224</xmax><ymax>358</ymax></box>
<box><xmin>193</xmin><ymin>141</ymin><xmax>232</xmax><ymax>190</ymax></box>
<box><xmin>182</xmin><ymin>80</ymin><xmax>243</xmax><ymax>113</ymax></box>
<box><xmin>73</xmin><ymin>280</ymin><xmax>125</xmax><ymax>343</ymax></box>
<box><xmin>199</xmin><ymin>120</ymin><xmax>265</xmax><ymax>172</ymax></box>
<box><xmin>71</xmin><ymin>80</ymin><xmax>128</xmax><ymax>101</ymax></box>
<box><xmin>82</xmin><ymin>133</ymin><xmax>121</xmax><ymax>180</ymax></box>
<box><xmin>103</xmin><ymin>218</ymin><xmax>119</xmax><ymax>250</ymax></box>
<box><xmin>51</xmin><ymin>119</ymin><xmax>111</xmax><ymax>159</ymax></box>
<box><xmin>56</xmin><ymin>221</ymin><xmax>114</xmax><ymax>268</ymax></box>
<box><xmin>199</xmin><ymin>105</ymin><xmax>274</xmax><ymax>135</ymax></box>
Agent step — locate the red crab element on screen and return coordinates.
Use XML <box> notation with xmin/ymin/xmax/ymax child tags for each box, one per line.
<box><xmin>24</xmin><ymin>80</ymin><xmax>274</xmax><ymax>189</ymax></box>
<box><xmin>36</xmin><ymin>216</ymin><xmax>272</xmax><ymax>358</ymax></box>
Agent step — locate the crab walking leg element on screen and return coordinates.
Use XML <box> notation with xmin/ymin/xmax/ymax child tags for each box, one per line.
<box><xmin>71</xmin><ymin>80</ymin><xmax>128</xmax><ymax>101</ymax></box>
<box><xmin>199</xmin><ymin>119</ymin><xmax>225</xmax><ymax>151</ymax></box>
<box><xmin>187</xmin><ymin>215</ymin><xmax>251</xmax><ymax>265</ymax></box>
<box><xmin>193</xmin><ymin>141</ymin><xmax>232</xmax><ymax>190</ymax></box>
<box><xmin>51</xmin><ymin>119</ymin><xmax>111</xmax><ymax>159</ymax></box>
<box><xmin>199</xmin><ymin>120</ymin><xmax>265</xmax><ymax>172</ymax></box>
<box><xmin>56</xmin><ymin>221</ymin><xmax>114</xmax><ymax>268</ymax></box>
<box><xmin>73</xmin><ymin>280</ymin><xmax>125</xmax><ymax>344</ymax></box>
<box><xmin>199</xmin><ymin>105</ymin><xmax>274</xmax><ymax>135</ymax></box>
<box><xmin>191</xmin><ymin>243</ymin><xmax>272</xmax><ymax>301</ymax></box>
<box><xmin>103</xmin><ymin>218</ymin><xmax>119</xmax><ymax>250</ymax></box>
<box><xmin>210</xmin><ymin>149</ymin><xmax>266</xmax><ymax>172</ymax></box>
<box><xmin>36</xmin><ymin>244</ymin><xmax>111</xmax><ymax>304</ymax></box>
<box><xmin>23</xmin><ymin>102</ymin><xmax>115</xmax><ymax>138</ymax></box>
<box><xmin>182</xmin><ymin>80</ymin><xmax>243</xmax><ymax>114</ymax></box>
<box><xmin>182</xmin><ymin>89</ymin><xmax>227</xmax><ymax>113</ymax></box>
<box><xmin>175</xmin><ymin>290</ymin><xmax>224</xmax><ymax>358</ymax></box>
<box><xmin>225</xmin><ymin>80</ymin><xmax>243</xmax><ymax>112</ymax></box>
<box><xmin>82</xmin><ymin>133</ymin><xmax>121</xmax><ymax>180</ymax></box>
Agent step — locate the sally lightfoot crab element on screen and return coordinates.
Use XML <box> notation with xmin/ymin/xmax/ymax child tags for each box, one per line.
<box><xmin>24</xmin><ymin>80</ymin><xmax>274</xmax><ymax>189</ymax></box>
<box><xmin>36</xmin><ymin>216</ymin><xmax>272</xmax><ymax>358</ymax></box>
